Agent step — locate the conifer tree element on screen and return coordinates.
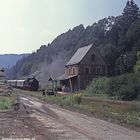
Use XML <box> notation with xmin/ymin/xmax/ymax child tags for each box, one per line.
<box><xmin>122</xmin><ymin>0</ymin><xmax>140</xmax><ymax>28</ymax></box>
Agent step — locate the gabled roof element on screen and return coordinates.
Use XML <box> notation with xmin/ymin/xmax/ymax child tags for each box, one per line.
<box><xmin>66</xmin><ymin>44</ymin><xmax>93</xmax><ymax>66</ymax></box>
<box><xmin>55</xmin><ymin>74</ymin><xmax>77</xmax><ymax>81</ymax></box>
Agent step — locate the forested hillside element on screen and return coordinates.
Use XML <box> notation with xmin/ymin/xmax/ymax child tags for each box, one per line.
<box><xmin>9</xmin><ymin>0</ymin><xmax>140</xmax><ymax>87</ymax></box>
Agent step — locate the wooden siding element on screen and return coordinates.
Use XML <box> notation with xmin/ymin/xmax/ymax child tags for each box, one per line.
<box><xmin>65</xmin><ymin>65</ymin><xmax>79</xmax><ymax>76</ymax></box>
<box><xmin>63</xmin><ymin>46</ymin><xmax>108</xmax><ymax>91</ymax></box>
<box><xmin>77</xmin><ymin>47</ymin><xmax>107</xmax><ymax>89</ymax></box>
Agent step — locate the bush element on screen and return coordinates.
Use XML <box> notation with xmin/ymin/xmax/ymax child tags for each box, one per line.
<box><xmin>106</xmin><ymin>73</ymin><xmax>140</xmax><ymax>100</ymax></box>
<box><xmin>45</xmin><ymin>93</ymin><xmax>82</xmax><ymax>107</ymax></box>
<box><xmin>73</xmin><ymin>93</ymin><xmax>82</xmax><ymax>104</ymax></box>
<box><xmin>85</xmin><ymin>77</ymin><xmax>109</xmax><ymax>96</ymax></box>
<box><xmin>85</xmin><ymin>73</ymin><xmax>140</xmax><ymax>100</ymax></box>
<box><xmin>134</xmin><ymin>51</ymin><xmax>140</xmax><ymax>73</ymax></box>
<box><xmin>0</xmin><ymin>98</ymin><xmax>12</xmax><ymax>110</ymax></box>
<box><xmin>134</xmin><ymin>60</ymin><xmax>140</xmax><ymax>72</ymax></box>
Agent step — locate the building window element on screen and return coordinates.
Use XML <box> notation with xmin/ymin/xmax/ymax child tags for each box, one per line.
<box><xmin>72</xmin><ymin>67</ymin><xmax>75</xmax><ymax>75</ymax></box>
<box><xmin>85</xmin><ymin>67</ymin><xmax>90</xmax><ymax>74</ymax></box>
<box><xmin>91</xmin><ymin>54</ymin><xmax>95</xmax><ymax>62</ymax></box>
<box><xmin>68</xmin><ymin>68</ymin><xmax>71</xmax><ymax>75</ymax></box>
<box><xmin>96</xmin><ymin>67</ymin><xmax>102</xmax><ymax>75</ymax></box>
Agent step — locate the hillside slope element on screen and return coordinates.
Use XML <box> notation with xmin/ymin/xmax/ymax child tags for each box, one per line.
<box><xmin>9</xmin><ymin>1</ymin><xmax>140</xmax><ymax>87</ymax></box>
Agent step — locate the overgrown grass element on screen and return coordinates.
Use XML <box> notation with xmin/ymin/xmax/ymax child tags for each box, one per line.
<box><xmin>38</xmin><ymin>93</ymin><xmax>82</xmax><ymax>107</ymax></box>
<box><xmin>0</xmin><ymin>93</ymin><xmax>16</xmax><ymax>110</ymax></box>
<box><xmin>0</xmin><ymin>98</ymin><xmax>12</xmax><ymax>110</ymax></box>
<box><xmin>80</xmin><ymin>99</ymin><xmax>140</xmax><ymax>127</ymax></box>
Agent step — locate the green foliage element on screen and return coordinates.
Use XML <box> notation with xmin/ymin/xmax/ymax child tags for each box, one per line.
<box><xmin>101</xmin><ymin>44</ymin><xmax>119</xmax><ymax>67</ymax></box>
<box><xmin>134</xmin><ymin>61</ymin><xmax>140</xmax><ymax>72</ymax></box>
<box><xmin>134</xmin><ymin>51</ymin><xmax>140</xmax><ymax>72</ymax></box>
<box><xmin>0</xmin><ymin>97</ymin><xmax>12</xmax><ymax>110</ymax></box>
<box><xmin>80</xmin><ymin>100</ymin><xmax>140</xmax><ymax>127</ymax></box>
<box><xmin>127</xmin><ymin>20</ymin><xmax>140</xmax><ymax>44</ymax></box>
<box><xmin>45</xmin><ymin>93</ymin><xmax>82</xmax><ymax>107</ymax></box>
<box><xmin>73</xmin><ymin>93</ymin><xmax>82</xmax><ymax>104</ymax></box>
<box><xmin>137</xmin><ymin>51</ymin><xmax>140</xmax><ymax>59</ymax></box>
<box><xmin>85</xmin><ymin>77</ymin><xmax>109</xmax><ymax>96</ymax></box>
<box><xmin>86</xmin><ymin>73</ymin><xmax>140</xmax><ymax>101</ymax></box>
<box><xmin>123</xmin><ymin>0</ymin><xmax>140</xmax><ymax>24</ymax></box>
<box><xmin>106</xmin><ymin>73</ymin><xmax>140</xmax><ymax>100</ymax></box>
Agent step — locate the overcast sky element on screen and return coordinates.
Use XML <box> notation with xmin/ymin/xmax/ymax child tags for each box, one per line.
<box><xmin>0</xmin><ymin>0</ymin><xmax>140</xmax><ymax>54</ymax></box>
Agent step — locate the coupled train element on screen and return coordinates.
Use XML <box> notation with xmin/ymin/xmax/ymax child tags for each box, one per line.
<box><xmin>7</xmin><ymin>77</ymin><xmax>39</xmax><ymax>91</ymax></box>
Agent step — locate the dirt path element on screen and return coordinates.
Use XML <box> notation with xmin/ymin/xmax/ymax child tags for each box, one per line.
<box><xmin>18</xmin><ymin>93</ymin><xmax>140</xmax><ymax>140</ymax></box>
<box><xmin>0</xmin><ymin>110</ymin><xmax>55</xmax><ymax>140</ymax></box>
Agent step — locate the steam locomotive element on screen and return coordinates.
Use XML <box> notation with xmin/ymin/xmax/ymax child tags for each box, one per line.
<box><xmin>7</xmin><ymin>77</ymin><xmax>39</xmax><ymax>91</ymax></box>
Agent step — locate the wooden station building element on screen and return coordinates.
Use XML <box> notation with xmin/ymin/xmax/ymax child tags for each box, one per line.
<box><xmin>56</xmin><ymin>44</ymin><xmax>108</xmax><ymax>92</ymax></box>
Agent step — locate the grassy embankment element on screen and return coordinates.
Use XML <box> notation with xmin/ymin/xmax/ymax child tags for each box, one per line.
<box><xmin>17</xmin><ymin>89</ymin><xmax>140</xmax><ymax>128</ymax></box>
<box><xmin>0</xmin><ymin>92</ymin><xmax>16</xmax><ymax>111</ymax></box>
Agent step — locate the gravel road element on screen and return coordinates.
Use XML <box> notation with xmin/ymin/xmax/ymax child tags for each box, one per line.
<box><xmin>18</xmin><ymin>93</ymin><xmax>140</xmax><ymax>140</ymax></box>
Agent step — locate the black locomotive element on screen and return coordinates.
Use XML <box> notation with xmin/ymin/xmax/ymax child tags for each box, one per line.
<box><xmin>23</xmin><ymin>77</ymin><xmax>39</xmax><ymax>91</ymax></box>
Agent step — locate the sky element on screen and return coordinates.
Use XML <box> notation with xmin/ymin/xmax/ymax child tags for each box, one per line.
<box><xmin>0</xmin><ymin>0</ymin><xmax>140</xmax><ymax>54</ymax></box>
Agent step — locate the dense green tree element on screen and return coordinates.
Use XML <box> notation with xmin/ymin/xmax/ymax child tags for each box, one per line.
<box><xmin>117</xmin><ymin>0</ymin><xmax>140</xmax><ymax>54</ymax></box>
<box><xmin>134</xmin><ymin>51</ymin><xmax>140</xmax><ymax>72</ymax></box>
<box><xmin>123</xmin><ymin>0</ymin><xmax>140</xmax><ymax>22</ymax></box>
<box><xmin>122</xmin><ymin>0</ymin><xmax>140</xmax><ymax>32</ymax></box>
<box><xmin>126</xmin><ymin>19</ymin><xmax>140</xmax><ymax>48</ymax></box>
